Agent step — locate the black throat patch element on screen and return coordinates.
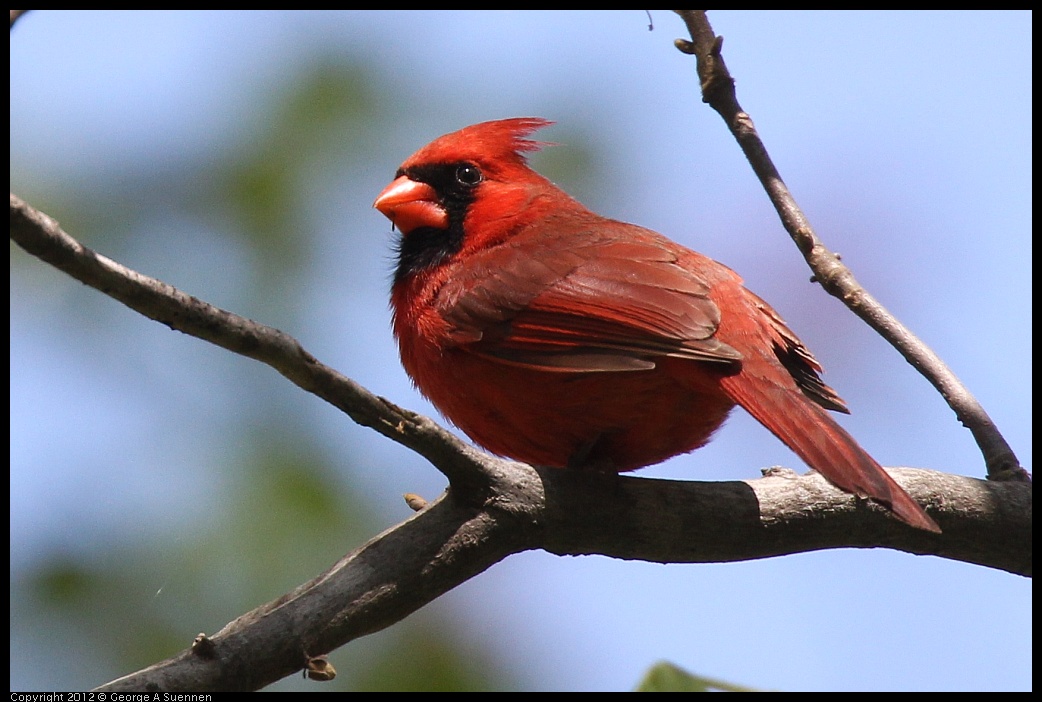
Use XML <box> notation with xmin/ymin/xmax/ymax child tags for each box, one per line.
<box><xmin>392</xmin><ymin>161</ymin><xmax>479</xmax><ymax>285</ymax></box>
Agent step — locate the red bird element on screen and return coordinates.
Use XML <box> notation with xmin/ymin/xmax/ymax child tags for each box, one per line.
<box><xmin>374</xmin><ymin>117</ymin><xmax>940</xmax><ymax>533</ymax></box>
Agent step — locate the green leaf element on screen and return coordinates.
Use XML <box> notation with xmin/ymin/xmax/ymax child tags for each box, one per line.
<box><xmin>635</xmin><ymin>661</ymin><xmax>762</xmax><ymax>692</ymax></box>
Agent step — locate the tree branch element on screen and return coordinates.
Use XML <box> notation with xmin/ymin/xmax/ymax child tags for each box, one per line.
<box><xmin>8</xmin><ymin>193</ymin><xmax>490</xmax><ymax>488</ymax></box>
<box><xmin>672</xmin><ymin>10</ymin><xmax>1028</xmax><ymax>484</ymax></box>
<box><xmin>94</xmin><ymin>464</ymin><xmax>1027</xmax><ymax>690</ymax></box>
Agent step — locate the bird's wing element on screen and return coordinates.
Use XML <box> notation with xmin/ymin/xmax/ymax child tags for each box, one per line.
<box><xmin>742</xmin><ymin>289</ymin><xmax>850</xmax><ymax>414</ymax></box>
<box><xmin>434</xmin><ymin>229</ymin><xmax>743</xmax><ymax>372</ymax></box>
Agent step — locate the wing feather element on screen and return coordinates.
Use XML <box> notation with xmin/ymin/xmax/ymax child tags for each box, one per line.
<box><xmin>434</xmin><ymin>227</ymin><xmax>742</xmax><ymax>372</ymax></box>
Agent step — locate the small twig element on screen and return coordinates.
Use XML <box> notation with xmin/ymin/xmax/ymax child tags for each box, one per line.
<box><xmin>672</xmin><ymin>10</ymin><xmax>1027</xmax><ymax>483</ymax></box>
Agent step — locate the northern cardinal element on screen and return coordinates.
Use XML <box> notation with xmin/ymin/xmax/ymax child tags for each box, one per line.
<box><xmin>374</xmin><ymin>117</ymin><xmax>939</xmax><ymax>533</ymax></box>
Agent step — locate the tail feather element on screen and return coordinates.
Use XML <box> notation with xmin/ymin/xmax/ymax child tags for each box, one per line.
<box><xmin>721</xmin><ymin>374</ymin><xmax>941</xmax><ymax>533</ymax></box>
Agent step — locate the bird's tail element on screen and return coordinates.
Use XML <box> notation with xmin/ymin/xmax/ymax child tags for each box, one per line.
<box><xmin>721</xmin><ymin>373</ymin><xmax>941</xmax><ymax>533</ymax></box>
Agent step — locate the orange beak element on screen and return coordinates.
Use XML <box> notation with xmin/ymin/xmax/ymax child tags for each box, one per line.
<box><xmin>373</xmin><ymin>176</ymin><xmax>448</xmax><ymax>233</ymax></box>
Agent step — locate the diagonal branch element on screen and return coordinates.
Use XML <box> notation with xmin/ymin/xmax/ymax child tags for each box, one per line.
<box><xmin>8</xmin><ymin>193</ymin><xmax>490</xmax><ymax>489</ymax></box>
<box><xmin>672</xmin><ymin>10</ymin><xmax>1028</xmax><ymax>484</ymax></box>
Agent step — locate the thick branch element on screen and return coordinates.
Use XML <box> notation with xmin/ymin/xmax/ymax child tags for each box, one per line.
<box><xmin>97</xmin><ymin>489</ymin><xmax>537</xmax><ymax>691</ymax></box>
<box><xmin>95</xmin><ymin>462</ymin><xmax>1027</xmax><ymax>691</ymax></box>
<box><xmin>672</xmin><ymin>10</ymin><xmax>1026</xmax><ymax>483</ymax></box>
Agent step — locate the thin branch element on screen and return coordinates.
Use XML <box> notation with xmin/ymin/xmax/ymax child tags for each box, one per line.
<box><xmin>672</xmin><ymin>10</ymin><xmax>1027</xmax><ymax>484</ymax></box>
<box><xmin>8</xmin><ymin>193</ymin><xmax>494</xmax><ymax>491</ymax></box>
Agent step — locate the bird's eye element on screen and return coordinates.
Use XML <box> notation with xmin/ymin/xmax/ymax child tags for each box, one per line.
<box><xmin>455</xmin><ymin>164</ymin><xmax>483</xmax><ymax>187</ymax></box>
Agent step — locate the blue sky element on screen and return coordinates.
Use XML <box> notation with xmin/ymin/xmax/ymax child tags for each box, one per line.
<box><xmin>11</xmin><ymin>11</ymin><xmax>1031</xmax><ymax>691</ymax></box>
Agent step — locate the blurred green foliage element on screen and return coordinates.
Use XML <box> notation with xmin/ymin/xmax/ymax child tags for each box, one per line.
<box><xmin>635</xmin><ymin>661</ymin><xmax>760</xmax><ymax>692</ymax></box>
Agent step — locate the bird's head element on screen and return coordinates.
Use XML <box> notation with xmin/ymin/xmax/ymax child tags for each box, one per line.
<box><xmin>374</xmin><ymin>118</ymin><xmax>569</xmax><ymax>282</ymax></box>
